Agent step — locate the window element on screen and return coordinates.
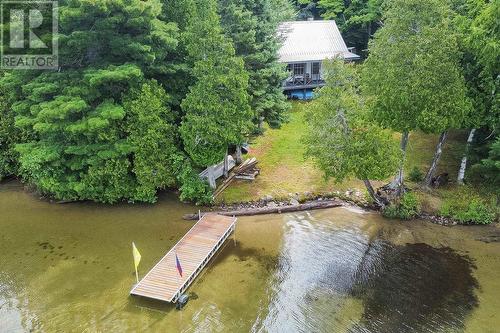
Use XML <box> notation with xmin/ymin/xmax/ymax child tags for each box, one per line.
<box><xmin>312</xmin><ymin>62</ymin><xmax>320</xmax><ymax>75</ymax></box>
<box><xmin>293</xmin><ymin>63</ymin><xmax>305</xmax><ymax>75</ymax></box>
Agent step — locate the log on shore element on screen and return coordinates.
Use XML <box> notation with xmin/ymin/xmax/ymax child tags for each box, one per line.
<box><xmin>183</xmin><ymin>199</ymin><xmax>343</xmax><ymax>220</ymax></box>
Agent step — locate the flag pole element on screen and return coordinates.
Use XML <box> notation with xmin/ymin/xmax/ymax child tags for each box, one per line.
<box><xmin>175</xmin><ymin>251</ymin><xmax>181</xmax><ymax>299</ymax></box>
<box><xmin>233</xmin><ymin>215</ymin><xmax>236</xmax><ymax>246</ymax></box>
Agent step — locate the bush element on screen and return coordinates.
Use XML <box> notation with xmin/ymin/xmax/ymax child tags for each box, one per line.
<box><xmin>383</xmin><ymin>192</ymin><xmax>421</xmax><ymax>220</ymax></box>
<box><xmin>440</xmin><ymin>197</ymin><xmax>496</xmax><ymax>224</ymax></box>
<box><xmin>177</xmin><ymin>164</ymin><xmax>213</xmax><ymax>206</ymax></box>
<box><xmin>408</xmin><ymin>166</ymin><xmax>424</xmax><ymax>182</ymax></box>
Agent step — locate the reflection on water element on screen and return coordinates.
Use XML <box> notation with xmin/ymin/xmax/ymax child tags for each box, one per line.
<box><xmin>0</xmin><ymin>181</ymin><xmax>499</xmax><ymax>332</ymax></box>
<box><xmin>350</xmin><ymin>242</ymin><xmax>477</xmax><ymax>333</ymax></box>
<box><xmin>257</xmin><ymin>211</ymin><xmax>490</xmax><ymax>333</ymax></box>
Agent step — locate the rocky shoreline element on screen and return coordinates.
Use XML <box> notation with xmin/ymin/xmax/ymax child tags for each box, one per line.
<box><xmin>192</xmin><ymin>190</ymin><xmax>464</xmax><ymax>226</ymax></box>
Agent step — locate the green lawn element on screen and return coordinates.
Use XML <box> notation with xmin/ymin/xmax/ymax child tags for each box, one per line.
<box><xmin>219</xmin><ymin>101</ymin><xmax>469</xmax><ymax>208</ymax></box>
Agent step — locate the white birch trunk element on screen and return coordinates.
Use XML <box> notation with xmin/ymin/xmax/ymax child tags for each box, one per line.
<box><xmin>424</xmin><ymin>131</ymin><xmax>447</xmax><ymax>186</ymax></box>
<box><xmin>363</xmin><ymin>179</ymin><xmax>385</xmax><ymax>208</ymax></box>
<box><xmin>457</xmin><ymin>128</ymin><xmax>476</xmax><ymax>185</ymax></box>
<box><xmin>389</xmin><ymin>131</ymin><xmax>410</xmax><ymax>194</ymax></box>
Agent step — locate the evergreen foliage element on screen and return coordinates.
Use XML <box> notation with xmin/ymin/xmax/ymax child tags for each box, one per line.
<box><xmin>218</xmin><ymin>0</ymin><xmax>293</xmax><ymax>128</ymax></box>
<box><xmin>470</xmin><ymin>137</ymin><xmax>500</xmax><ymax>197</ymax></box>
<box><xmin>2</xmin><ymin>0</ymin><xmax>180</xmax><ymax>203</ymax></box>
<box><xmin>180</xmin><ymin>0</ymin><xmax>252</xmax><ymax>167</ymax></box>
<box><xmin>0</xmin><ymin>0</ymin><xmax>269</xmax><ymax>203</ymax></box>
<box><xmin>454</xmin><ymin>0</ymin><xmax>499</xmax><ymax>131</ymax></box>
<box><xmin>454</xmin><ymin>0</ymin><xmax>499</xmax><ymax>186</ymax></box>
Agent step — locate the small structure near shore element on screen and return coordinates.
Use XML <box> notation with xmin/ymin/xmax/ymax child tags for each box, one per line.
<box><xmin>199</xmin><ymin>156</ymin><xmax>236</xmax><ymax>189</ymax></box>
<box><xmin>213</xmin><ymin>157</ymin><xmax>260</xmax><ymax>198</ymax></box>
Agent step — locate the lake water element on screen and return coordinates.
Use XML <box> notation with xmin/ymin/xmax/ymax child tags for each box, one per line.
<box><xmin>1</xmin><ymin>180</ymin><xmax>499</xmax><ymax>332</ymax></box>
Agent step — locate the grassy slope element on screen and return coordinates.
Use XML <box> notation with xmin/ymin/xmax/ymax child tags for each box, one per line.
<box><xmin>220</xmin><ymin>102</ymin><xmax>363</xmax><ymax>202</ymax></box>
<box><xmin>219</xmin><ymin>101</ymin><xmax>470</xmax><ymax>210</ymax></box>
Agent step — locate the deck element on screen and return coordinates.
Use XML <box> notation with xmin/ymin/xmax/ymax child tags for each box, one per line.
<box><xmin>282</xmin><ymin>78</ymin><xmax>325</xmax><ymax>91</ymax></box>
<box><xmin>130</xmin><ymin>214</ymin><xmax>236</xmax><ymax>303</ymax></box>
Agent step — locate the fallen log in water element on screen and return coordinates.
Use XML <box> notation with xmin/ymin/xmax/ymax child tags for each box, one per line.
<box><xmin>183</xmin><ymin>199</ymin><xmax>344</xmax><ymax>220</ymax></box>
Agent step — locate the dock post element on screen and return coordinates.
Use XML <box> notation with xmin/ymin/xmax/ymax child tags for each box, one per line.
<box><xmin>233</xmin><ymin>215</ymin><xmax>236</xmax><ymax>246</ymax></box>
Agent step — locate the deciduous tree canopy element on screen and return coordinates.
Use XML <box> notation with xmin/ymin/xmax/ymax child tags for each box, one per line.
<box><xmin>304</xmin><ymin>59</ymin><xmax>399</xmax><ymax>206</ymax></box>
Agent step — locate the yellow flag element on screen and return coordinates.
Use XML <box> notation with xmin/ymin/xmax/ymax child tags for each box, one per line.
<box><xmin>132</xmin><ymin>242</ymin><xmax>141</xmax><ymax>270</ymax></box>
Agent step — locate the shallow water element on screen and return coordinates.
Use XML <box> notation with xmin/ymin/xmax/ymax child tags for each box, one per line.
<box><xmin>1</xmin><ymin>180</ymin><xmax>499</xmax><ymax>332</ymax></box>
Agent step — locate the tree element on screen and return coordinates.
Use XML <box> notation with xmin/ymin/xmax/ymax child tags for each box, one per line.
<box><xmin>294</xmin><ymin>0</ymin><xmax>321</xmax><ymax>20</ymax></box>
<box><xmin>0</xmin><ymin>75</ymin><xmax>17</xmax><ymax>180</ymax></box>
<box><xmin>124</xmin><ymin>81</ymin><xmax>182</xmax><ymax>202</ymax></box>
<box><xmin>453</xmin><ymin>0</ymin><xmax>500</xmax><ymax>184</ymax></box>
<box><xmin>180</xmin><ymin>0</ymin><xmax>252</xmax><ymax>188</ymax></box>
<box><xmin>293</xmin><ymin>0</ymin><xmax>383</xmax><ymax>58</ymax></box>
<box><xmin>304</xmin><ymin>59</ymin><xmax>399</xmax><ymax>207</ymax></box>
<box><xmin>362</xmin><ymin>0</ymin><xmax>470</xmax><ymax>193</ymax></box>
<box><xmin>160</xmin><ymin>0</ymin><xmax>197</xmax><ymax>108</ymax></box>
<box><xmin>4</xmin><ymin>0</ymin><xmax>180</xmax><ymax>203</ymax></box>
<box><xmin>319</xmin><ymin>0</ymin><xmax>383</xmax><ymax>57</ymax></box>
<box><xmin>470</xmin><ymin>137</ymin><xmax>500</xmax><ymax>198</ymax></box>
<box><xmin>218</xmin><ymin>0</ymin><xmax>293</xmax><ymax>129</ymax></box>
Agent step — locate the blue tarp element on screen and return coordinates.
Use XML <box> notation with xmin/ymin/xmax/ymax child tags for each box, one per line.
<box><xmin>288</xmin><ymin>89</ymin><xmax>314</xmax><ymax>100</ymax></box>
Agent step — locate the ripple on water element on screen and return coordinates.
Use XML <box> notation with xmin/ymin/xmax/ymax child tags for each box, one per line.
<box><xmin>259</xmin><ymin>213</ymin><xmax>478</xmax><ymax>333</ymax></box>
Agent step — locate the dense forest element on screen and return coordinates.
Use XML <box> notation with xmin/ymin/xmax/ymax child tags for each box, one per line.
<box><xmin>0</xmin><ymin>0</ymin><xmax>498</xmax><ymax>212</ymax></box>
<box><xmin>0</xmin><ymin>0</ymin><xmax>293</xmax><ymax>204</ymax></box>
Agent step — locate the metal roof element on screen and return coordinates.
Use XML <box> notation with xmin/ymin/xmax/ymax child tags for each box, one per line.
<box><xmin>277</xmin><ymin>20</ymin><xmax>360</xmax><ymax>63</ymax></box>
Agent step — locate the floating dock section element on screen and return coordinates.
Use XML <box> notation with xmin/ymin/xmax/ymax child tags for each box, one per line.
<box><xmin>130</xmin><ymin>214</ymin><xmax>236</xmax><ymax>303</ymax></box>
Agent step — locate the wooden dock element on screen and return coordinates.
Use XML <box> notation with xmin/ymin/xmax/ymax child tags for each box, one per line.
<box><xmin>130</xmin><ymin>214</ymin><xmax>236</xmax><ymax>303</ymax></box>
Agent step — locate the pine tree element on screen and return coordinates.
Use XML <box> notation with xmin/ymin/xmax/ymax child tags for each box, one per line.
<box><xmin>218</xmin><ymin>0</ymin><xmax>293</xmax><ymax>129</ymax></box>
<box><xmin>4</xmin><ymin>0</ymin><xmax>180</xmax><ymax>203</ymax></box>
<box><xmin>180</xmin><ymin>0</ymin><xmax>252</xmax><ymax>188</ymax></box>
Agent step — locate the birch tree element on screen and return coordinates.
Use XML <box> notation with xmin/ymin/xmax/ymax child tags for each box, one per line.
<box><xmin>304</xmin><ymin>60</ymin><xmax>399</xmax><ymax>207</ymax></box>
<box><xmin>362</xmin><ymin>0</ymin><xmax>470</xmax><ymax>191</ymax></box>
<box><xmin>454</xmin><ymin>0</ymin><xmax>499</xmax><ymax>184</ymax></box>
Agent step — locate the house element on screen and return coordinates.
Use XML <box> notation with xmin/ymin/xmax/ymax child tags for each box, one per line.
<box><xmin>277</xmin><ymin>20</ymin><xmax>360</xmax><ymax>99</ymax></box>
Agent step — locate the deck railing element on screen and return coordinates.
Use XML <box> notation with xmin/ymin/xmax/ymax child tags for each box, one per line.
<box><xmin>282</xmin><ymin>74</ymin><xmax>325</xmax><ymax>90</ymax></box>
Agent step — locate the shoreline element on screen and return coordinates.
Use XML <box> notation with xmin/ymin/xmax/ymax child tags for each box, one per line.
<box><xmin>0</xmin><ymin>178</ymin><xmax>485</xmax><ymax>227</ymax></box>
<box><xmin>196</xmin><ymin>193</ymin><xmax>464</xmax><ymax>226</ymax></box>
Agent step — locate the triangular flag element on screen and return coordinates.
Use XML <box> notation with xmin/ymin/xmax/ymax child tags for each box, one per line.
<box><xmin>132</xmin><ymin>242</ymin><xmax>141</xmax><ymax>271</ymax></box>
<box><xmin>175</xmin><ymin>253</ymin><xmax>183</xmax><ymax>277</ymax></box>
